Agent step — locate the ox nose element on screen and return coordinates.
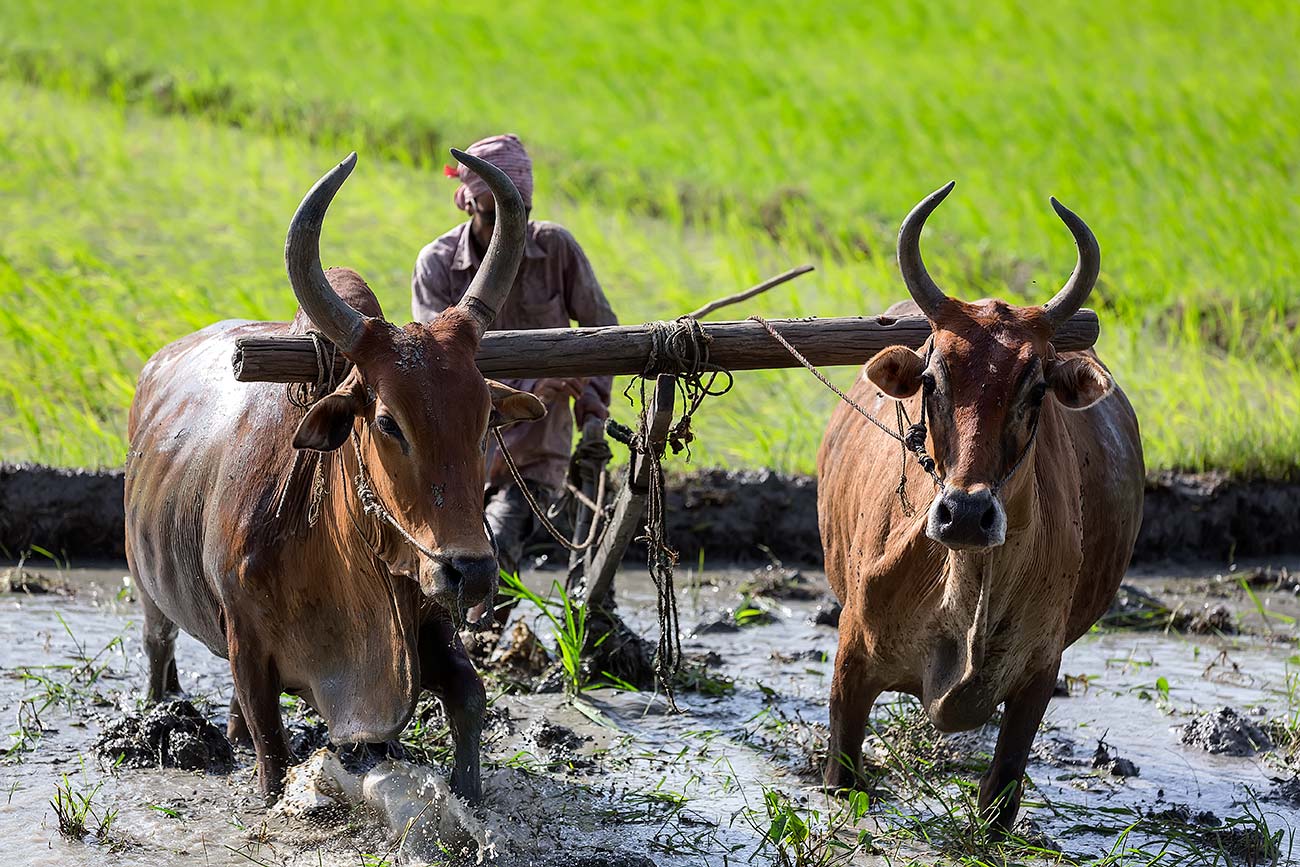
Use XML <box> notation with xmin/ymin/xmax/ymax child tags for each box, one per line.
<box><xmin>424</xmin><ymin>553</ymin><xmax>499</xmax><ymax>609</ymax></box>
<box><xmin>927</xmin><ymin>486</ymin><xmax>1006</xmax><ymax>550</ymax></box>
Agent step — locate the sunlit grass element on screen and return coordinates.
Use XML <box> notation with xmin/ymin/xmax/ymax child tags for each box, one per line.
<box><xmin>1</xmin><ymin>78</ymin><xmax>1298</xmax><ymax>476</ymax></box>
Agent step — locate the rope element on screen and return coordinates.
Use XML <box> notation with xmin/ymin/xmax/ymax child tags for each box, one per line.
<box><xmin>350</xmin><ymin>430</ymin><xmax>444</xmax><ymax>563</ymax></box>
<box><xmin>748</xmin><ymin>314</ymin><xmax>1043</xmax><ymax>503</ymax></box>
<box><xmin>286</xmin><ymin>331</ymin><xmax>341</xmax><ymax>408</ymax></box>
<box><xmin>640</xmin><ymin>428</ymin><xmax>682</xmax><ymax>712</ymax></box>
<box><xmin>634</xmin><ymin>317</ymin><xmax>734</xmax><ymax>458</ymax></box>
<box><xmin>748</xmin><ymin>315</ymin><xmax>943</xmax><ymax>506</ymax></box>
<box><xmin>491</xmin><ymin>427</ymin><xmax>607</xmax><ymax>553</ymax></box>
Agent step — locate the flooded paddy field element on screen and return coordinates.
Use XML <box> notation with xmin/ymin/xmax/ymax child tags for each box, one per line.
<box><xmin>2</xmin><ymin>561</ymin><xmax>1297</xmax><ymax>866</ymax></box>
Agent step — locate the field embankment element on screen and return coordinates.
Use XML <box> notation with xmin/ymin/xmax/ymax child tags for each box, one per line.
<box><xmin>7</xmin><ymin>462</ymin><xmax>1300</xmax><ymax>568</ymax></box>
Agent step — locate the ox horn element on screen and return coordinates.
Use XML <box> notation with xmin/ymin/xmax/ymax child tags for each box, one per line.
<box><xmin>451</xmin><ymin>147</ymin><xmax>527</xmax><ymax>337</ymax></box>
<box><xmin>1040</xmin><ymin>197</ymin><xmax>1101</xmax><ymax>331</ymax></box>
<box><xmin>897</xmin><ymin>181</ymin><xmax>957</xmax><ymax>319</ymax></box>
<box><xmin>285</xmin><ymin>152</ymin><xmax>366</xmax><ymax>353</ymax></box>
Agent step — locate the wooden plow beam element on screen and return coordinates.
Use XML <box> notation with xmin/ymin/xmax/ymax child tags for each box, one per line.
<box><xmin>231</xmin><ymin>310</ymin><xmax>1100</xmax><ymax>384</ymax></box>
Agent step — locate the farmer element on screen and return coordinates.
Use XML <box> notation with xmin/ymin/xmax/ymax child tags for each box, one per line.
<box><xmin>412</xmin><ymin>134</ymin><xmax>618</xmax><ymax>619</ymax></box>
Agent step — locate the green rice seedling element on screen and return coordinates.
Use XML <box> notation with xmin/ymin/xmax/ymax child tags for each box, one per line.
<box><xmin>1238</xmin><ymin>576</ymin><xmax>1297</xmax><ymax>633</ymax></box>
<box><xmin>742</xmin><ymin>786</ymin><xmax>873</xmax><ymax>867</ymax></box>
<box><xmin>50</xmin><ymin>773</ymin><xmax>117</xmax><ymax>842</ymax></box>
<box><xmin>498</xmin><ymin>571</ymin><xmax>594</xmax><ymax>695</ymax></box>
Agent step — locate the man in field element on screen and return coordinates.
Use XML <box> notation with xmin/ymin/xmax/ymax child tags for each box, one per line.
<box><xmin>413</xmin><ymin>134</ymin><xmax>618</xmax><ymax>620</ymax></box>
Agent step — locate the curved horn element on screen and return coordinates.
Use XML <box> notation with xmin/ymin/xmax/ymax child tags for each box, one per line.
<box><xmin>284</xmin><ymin>152</ymin><xmax>366</xmax><ymax>353</ymax></box>
<box><xmin>897</xmin><ymin>181</ymin><xmax>956</xmax><ymax>319</ymax></box>
<box><xmin>1041</xmin><ymin>197</ymin><xmax>1101</xmax><ymax>330</ymax></box>
<box><xmin>452</xmin><ymin>147</ymin><xmax>527</xmax><ymax>337</ymax></box>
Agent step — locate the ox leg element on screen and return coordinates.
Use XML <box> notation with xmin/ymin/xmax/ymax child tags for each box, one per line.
<box><xmin>227</xmin><ymin>694</ymin><xmax>253</xmax><ymax>747</ymax></box>
<box><xmin>420</xmin><ymin>616</ymin><xmax>486</xmax><ymax>804</ymax></box>
<box><xmin>824</xmin><ymin>633</ymin><xmax>881</xmax><ymax>791</ymax></box>
<box><xmin>228</xmin><ymin>630</ymin><xmax>290</xmax><ymax>801</ymax></box>
<box><xmin>978</xmin><ymin>666</ymin><xmax>1057</xmax><ymax>835</ymax></box>
<box><xmin>139</xmin><ymin>582</ymin><xmax>181</xmax><ymax>701</ymax></box>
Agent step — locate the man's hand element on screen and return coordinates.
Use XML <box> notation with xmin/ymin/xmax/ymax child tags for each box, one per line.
<box><xmin>574</xmin><ymin>391</ymin><xmax>610</xmax><ymax>424</ymax></box>
<box><xmin>532</xmin><ymin>377</ymin><xmax>586</xmax><ymax>404</ymax></box>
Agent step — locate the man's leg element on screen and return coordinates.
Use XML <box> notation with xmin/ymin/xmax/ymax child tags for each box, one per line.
<box><xmin>473</xmin><ymin>480</ymin><xmax>556</xmax><ymax>627</ymax></box>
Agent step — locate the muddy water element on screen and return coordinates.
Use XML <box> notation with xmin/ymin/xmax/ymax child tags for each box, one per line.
<box><xmin>2</xmin><ymin>562</ymin><xmax>1297</xmax><ymax>865</ymax></box>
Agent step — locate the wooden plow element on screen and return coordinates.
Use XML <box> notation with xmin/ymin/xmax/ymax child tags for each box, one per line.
<box><xmin>233</xmin><ymin>303</ymin><xmax>1101</xmax><ymax>690</ymax></box>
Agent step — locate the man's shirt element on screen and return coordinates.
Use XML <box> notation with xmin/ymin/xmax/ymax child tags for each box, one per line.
<box><xmin>412</xmin><ymin>220</ymin><xmax>618</xmax><ymax>491</ymax></box>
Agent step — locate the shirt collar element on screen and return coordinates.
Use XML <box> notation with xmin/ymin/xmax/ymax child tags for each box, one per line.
<box><xmin>450</xmin><ymin>221</ymin><xmax>546</xmax><ymax>272</ymax></box>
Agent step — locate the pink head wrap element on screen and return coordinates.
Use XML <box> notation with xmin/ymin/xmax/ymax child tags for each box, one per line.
<box><xmin>445</xmin><ymin>133</ymin><xmax>534</xmax><ymax>212</ymax></box>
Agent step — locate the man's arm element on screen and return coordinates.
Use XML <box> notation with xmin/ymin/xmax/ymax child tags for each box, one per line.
<box><xmin>559</xmin><ymin>231</ymin><xmax>619</xmax><ymax>422</ymax></box>
<box><xmin>411</xmin><ymin>244</ymin><xmax>456</xmax><ymax>322</ymax></box>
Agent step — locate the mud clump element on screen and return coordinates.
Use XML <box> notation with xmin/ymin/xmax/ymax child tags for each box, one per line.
<box><xmin>811</xmin><ymin>598</ymin><xmax>842</xmax><ymax>628</ymax></box>
<box><xmin>741</xmin><ymin>565</ymin><xmax>821</xmax><ymax>600</ymax></box>
<box><xmin>1270</xmin><ymin>776</ymin><xmax>1300</xmax><ymax>807</ymax></box>
<box><xmin>583</xmin><ymin>607</ymin><xmax>656</xmax><ymax>690</ymax></box>
<box><xmin>491</xmin><ymin>619</ymin><xmax>552</xmax><ymax>678</ymax></box>
<box><xmin>1180</xmin><ymin>706</ymin><xmax>1273</xmax><ymax>756</ymax></box>
<box><xmin>693</xmin><ymin>596</ymin><xmax>779</xmax><ymax>636</ymax></box>
<box><xmin>1185</xmin><ymin>603</ymin><xmax>1237</xmax><ymax>635</ymax></box>
<box><xmin>1091</xmin><ymin>739</ymin><xmax>1140</xmax><ymax>778</ymax></box>
<box><xmin>524</xmin><ymin>719</ymin><xmax>591</xmax><ymax>769</ymax></box>
<box><xmin>525</xmin><ymin>719</ymin><xmax>585</xmax><ymax>754</ymax></box>
<box><xmin>3</xmin><ymin>566</ymin><xmax>68</xmax><ymax>595</ymax></box>
<box><xmin>1238</xmin><ymin>564</ymin><xmax>1300</xmax><ymax>594</ymax></box>
<box><xmin>1148</xmin><ymin>804</ymin><xmax>1220</xmax><ymax>826</ymax></box>
<box><xmin>1103</xmin><ymin>585</ymin><xmax>1238</xmax><ymax>634</ymax></box>
<box><xmin>95</xmin><ymin>699</ymin><xmax>234</xmax><ymax>772</ymax></box>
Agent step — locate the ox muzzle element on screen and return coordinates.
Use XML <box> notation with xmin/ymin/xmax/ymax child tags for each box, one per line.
<box><xmin>421</xmin><ymin>552</ymin><xmax>498</xmax><ymax>611</ymax></box>
<box><xmin>926</xmin><ymin>485</ymin><xmax>1007</xmax><ymax>550</ymax></box>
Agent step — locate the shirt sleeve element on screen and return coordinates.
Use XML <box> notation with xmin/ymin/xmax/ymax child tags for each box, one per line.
<box><xmin>560</xmin><ymin>233</ymin><xmax>619</xmax><ymax>406</ymax></box>
<box><xmin>411</xmin><ymin>246</ymin><xmax>455</xmax><ymax>323</ymax></box>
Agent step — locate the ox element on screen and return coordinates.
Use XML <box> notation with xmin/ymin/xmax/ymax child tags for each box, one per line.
<box><xmin>124</xmin><ymin>151</ymin><xmax>544</xmax><ymax>801</ymax></box>
<box><xmin>818</xmin><ymin>183</ymin><xmax>1143</xmax><ymax>830</ymax></box>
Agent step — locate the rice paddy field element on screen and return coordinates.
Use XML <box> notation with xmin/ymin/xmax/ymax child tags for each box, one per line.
<box><xmin>2</xmin><ymin>1</ymin><xmax>1299</xmax><ymax>475</ymax></box>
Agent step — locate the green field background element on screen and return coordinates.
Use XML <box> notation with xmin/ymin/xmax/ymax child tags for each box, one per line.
<box><xmin>2</xmin><ymin>1</ymin><xmax>1298</xmax><ymax>475</ymax></box>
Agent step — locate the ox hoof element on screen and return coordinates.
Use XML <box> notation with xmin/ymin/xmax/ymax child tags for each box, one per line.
<box><xmin>822</xmin><ymin>756</ymin><xmax>870</xmax><ymax>794</ymax></box>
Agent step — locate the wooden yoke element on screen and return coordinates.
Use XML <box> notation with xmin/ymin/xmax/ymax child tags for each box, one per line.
<box><xmin>231</xmin><ymin>310</ymin><xmax>1101</xmax><ymax>384</ymax></box>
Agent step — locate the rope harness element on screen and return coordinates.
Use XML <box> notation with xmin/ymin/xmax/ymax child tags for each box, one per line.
<box><xmin>748</xmin><ymin>315</ymin><xmax>1042</xmax><ymax>512</ymax></box>
<box><xmin>638</xmin><ymin>316</ymin><xmax>734</xmax><ymax>456</ymax></box>
<box><xmin>491</xmin><ymin>426</ymin><xmax>607</xmax><ymax>553</ymax></box>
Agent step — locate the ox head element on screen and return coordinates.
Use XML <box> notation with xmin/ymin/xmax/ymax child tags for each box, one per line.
<box><xmin>866</xmin><ymin>183</ymin><xmax>1113</xmax><ymax>551</ymax></box>
<box><xmin>284</xmin><ymin>152</ymin><xmax>545</xmax><ymax>611</ymax></box>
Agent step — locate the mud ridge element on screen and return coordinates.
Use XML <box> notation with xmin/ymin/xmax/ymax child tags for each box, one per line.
<box><xmin>5</xmin><ymin>462</ymin><xmax>1300</xmax><ymax>567</ymax></box>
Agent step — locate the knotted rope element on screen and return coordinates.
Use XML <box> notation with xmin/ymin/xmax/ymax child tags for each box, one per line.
<box><xmin>274</xmin><ymin>331</ymin><xmax>344</xmax><ymax>533</ymax></box>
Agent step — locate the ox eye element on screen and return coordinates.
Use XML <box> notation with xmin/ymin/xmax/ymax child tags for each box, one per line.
<box><xmin>1027</xmin><ymin>382</ymin><xmax>1048</xmax><ymax>408</ymax></box>
<box><xmin>921</xmin><ymin>372</ymin><xmax>936</xmax><ymax>394</ymax></box>
<box><xmin>375</xmin><ymin>414</ymin><xmax>405</xmax><ymax>442</ymax></box>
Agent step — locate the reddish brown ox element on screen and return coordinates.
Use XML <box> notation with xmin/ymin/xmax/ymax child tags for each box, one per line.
<box><xmin>124</xmin><ymin>151</ymin><xmax>544</xmax><ymax>801</ymax></box>
<box><xmin>818</xmin><ymin>183</ymin><xmax>1143</xmax><ymax>830</ymax></box>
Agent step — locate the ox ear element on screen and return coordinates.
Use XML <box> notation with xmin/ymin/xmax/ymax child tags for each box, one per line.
<box><xmin>487</xmin><ymin>380</ymin><xmax>546</xmax><ymax>429</ymax></box>
<box><xmin>293</xmin><ymin>376</ymin><xmax>367</xmax><ymax>451</ymax></box>
<box><xmin>1046</xmin><ymin>356</ymin><xmax>1114</xmax><ymax>410</ymax></box>
<box><xmin>866</xmin><ymin>346</ymin><xmax>926</xmax><ymax>399</ymax></box>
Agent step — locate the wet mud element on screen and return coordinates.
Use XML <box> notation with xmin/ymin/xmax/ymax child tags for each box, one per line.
<box><xmin>10</xmin><ymin>462</ymin><xmax>1300</xmax><ymax>567</ymax></box>
<box><xmin>94</xmin><ymin>698</ymin><xmax>235</xmax><ymax>772</ymax></box>
<box><xmin>1</xmin><ymin>561</ymin><xmax>1297</xmax><ymax>865</ymax></box>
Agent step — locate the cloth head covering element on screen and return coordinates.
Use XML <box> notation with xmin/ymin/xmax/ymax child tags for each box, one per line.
<box><xmin>445</xmin><ymin>133</ymin><xmax>533</xmax><ymax>212</ymax></box>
